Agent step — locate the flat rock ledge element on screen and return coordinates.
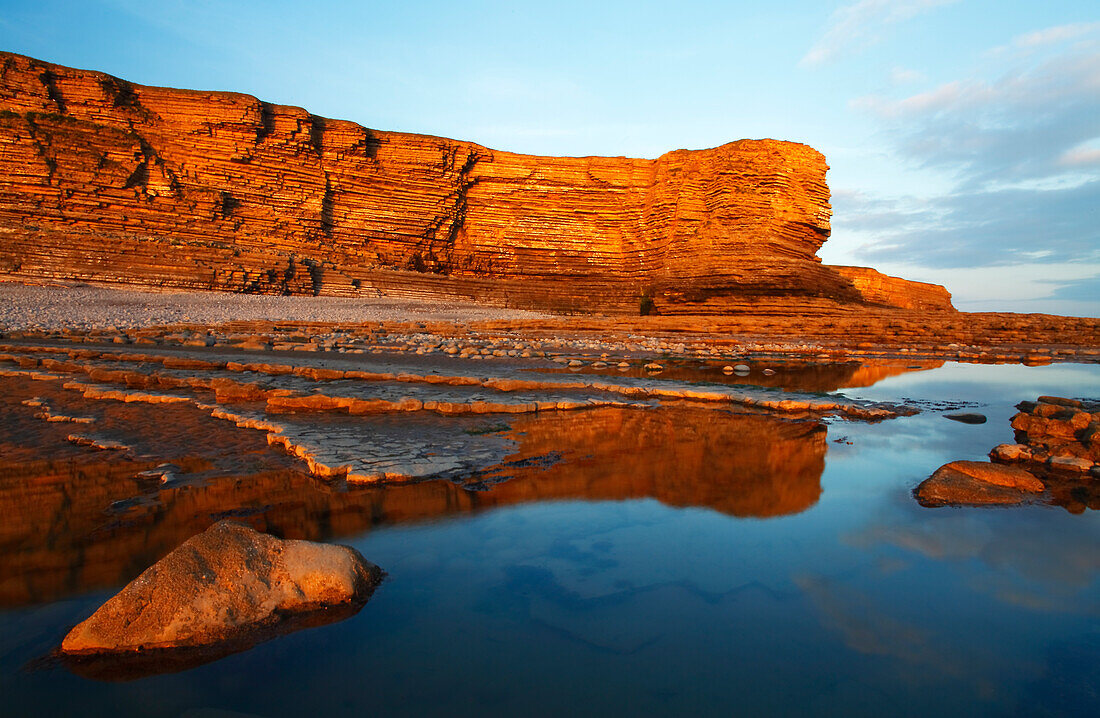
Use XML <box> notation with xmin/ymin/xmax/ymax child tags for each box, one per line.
<box><xmin>916</xmin><ymin>460</ymin><xmax>1045</xmax><ymax>507</ymax></box>
<box><xmin>59</xmin><ymin>521</ymin><xmax>383</xmax><ymax>677</ymax></box>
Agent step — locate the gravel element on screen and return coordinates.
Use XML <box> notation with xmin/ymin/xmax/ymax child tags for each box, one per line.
<box><xmin>0</xmin><ymin>281</ymin><xmax>553</xmax><ymax>331</ymax></box>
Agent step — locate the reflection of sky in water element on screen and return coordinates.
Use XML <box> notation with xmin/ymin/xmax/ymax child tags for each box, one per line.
<box><xmin>839</xmin><ymin>361</ymin><xmax>1100</xmax><ymax>405</ymax></box>
<box><xmin>0</xmin><ymin>363</ymin><xmax>1098</xmax><ymax>716</ymax></box>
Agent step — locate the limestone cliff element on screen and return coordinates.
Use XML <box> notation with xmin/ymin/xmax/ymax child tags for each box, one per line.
<box><xmin>0</xmin><ymin>52</ymin><xmax>951</xmax><ymax>313</ymax></box>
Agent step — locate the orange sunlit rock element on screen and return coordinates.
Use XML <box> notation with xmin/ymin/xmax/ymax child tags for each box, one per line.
<box><xmin>0</xmin><ymin>51</ymin><xmax>945</xmax><ymax>314</ymax></box>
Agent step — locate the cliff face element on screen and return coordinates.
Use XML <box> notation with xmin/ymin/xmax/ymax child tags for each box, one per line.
<box><xmin>0</xmin><ymin>52</ymin><xmax>951</xmax><ymax>313</ymax></box>
<box><xmin>831</xmin><ymin>266</ymin><xmax>954</xmax><ymax>311</ymax></box>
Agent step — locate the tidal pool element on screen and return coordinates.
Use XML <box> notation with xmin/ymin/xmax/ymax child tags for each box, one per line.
<box><xmin>0</xmin><ymin>361</ymin><xmax>1097</xmax><ymax>717</ymax></box>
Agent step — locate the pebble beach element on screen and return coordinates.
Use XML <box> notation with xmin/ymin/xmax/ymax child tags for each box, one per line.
<box><xmin>0</xmin><ymin>281</ymin><xmax>552</xmax><ymax>331</ymax></box>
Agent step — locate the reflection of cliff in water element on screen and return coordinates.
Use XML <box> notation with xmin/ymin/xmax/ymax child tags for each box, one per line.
<box><xmin>549</xmin><ymin>359</ymin><xmax>942</xmax><ymax>393</ymax></box>
<box><xmin>0</xmin><ymin>377</ymin><xmax>825</xmax><ymax>607</ymax></box>
<box><xmin>478</xmin><ymin>407</ymin><xmax>825</xmax><ymax>517</ymax></box>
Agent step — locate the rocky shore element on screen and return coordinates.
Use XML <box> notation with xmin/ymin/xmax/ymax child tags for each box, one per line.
<box><xmin>2</xmin><ymin>282</ymin><xmax>1098</xmax><ymax>366</ymax></box>
<box><xmin>918</xmin><ymin>395</ymin><xmax>1100</xmax><ymax>511</ymax></box>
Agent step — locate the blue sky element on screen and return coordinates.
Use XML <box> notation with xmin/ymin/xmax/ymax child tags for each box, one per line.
<box><xmin>2</xmin><ymin>0</ymin><xmax>1097</xmax><ymax>315</ymax></box>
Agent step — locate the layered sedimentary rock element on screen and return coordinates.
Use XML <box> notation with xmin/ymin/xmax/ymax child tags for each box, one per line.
<box><xmin>0</xmin><ymin>51</ymin><xmax>948</xmax><ymax>313</ymax></box>
<box><xmin>831</xmin><ymin>266</ymin><xmax>954</xmax><ymax>312</ymax></box>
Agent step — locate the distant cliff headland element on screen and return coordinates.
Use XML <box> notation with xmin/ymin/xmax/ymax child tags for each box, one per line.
<box><xmin>0</xmin><ymin>51</ymin><xmax>952</xmax><ymax>315</ymax></box>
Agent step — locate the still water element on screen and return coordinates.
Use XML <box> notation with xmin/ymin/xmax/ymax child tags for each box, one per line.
<box><xmin>1</xmin><ymin>361</ymin><xmax>1097</xmax><ymax>717</ymax></box>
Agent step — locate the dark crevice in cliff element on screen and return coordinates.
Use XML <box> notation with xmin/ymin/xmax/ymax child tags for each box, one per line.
<box><xmin>303</xmin><ymin>257</ymin><xmax>323</xmax><ymax>295</ymax></box>
<box><xmin>122</xmin><ymin>163</ymin><xmax>148</xmax><ymax>190</ymax></box>
<box><xmin>314</xmin><ymin>116</ymin><xmax>335</xmax><ymax>239</ymax></box>
<box><xmin>413</xmin><ymin>149</ymin><xmax>488</xmax><ymax>275</ymax></box>
<box><xmin>218</xmin><ymin>191</ymin><xmax>240</xmax><ymax>220</ymax></box>
<box><xmin>123</xmin><ymin>138</ymin><xmax>182</xmax><ymax>197</ymax></box>
<box><xmin>309</xmin><ymin>115</ymin><xmax>325</xmax><ymax>156</ymax></box>
<box><xmin>237</xmin><ymin>255</ymin><xmax>318</xmax><ymax>295</ymax></box>
<box><xmin>356</xmin><ymin>128</ymin><xmax>380</xmax><ymax>160</ymax></box>
<box><xmin>792</xmin><ymin>220</ymin><xmax>831</xmax><ymax>243</ymax></box>
<box><xmin>448</xmin><ymin>150</ymin><xmax>486</xmax><ymax>248</ymax></box>
<box><xmin>98</xmin><ymin>76</ymin><xmax>143</xmax><ymax>111</ymax></box>
<box><xmin>321</xmin><ymin>177</ymin><xmax>335</xmax><ymax>238</ymax></box>
<box><xmin>256</xmin><ymin>102</ymin><xmax>275</xmax><ymax>142</ymax></box>
<box><xmin>22</xmin><ymin>114</ymin><xmax>57</xmax><ymax>185</ymax></box>
<box><xmin>37</xmin><ymin>69</ymin><xmax>66</xmax><ymax>114</ymax></box>
<box><xmin>438</xmin><ymin>146</ymin><xmax>459</xmax><ymax>174</ymax></box>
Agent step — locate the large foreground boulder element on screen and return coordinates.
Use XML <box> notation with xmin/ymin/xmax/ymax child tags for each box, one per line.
<box><xmin>60</xmin><ymin>521</ymin><xmax>383</xmax><ymax>665</ymax></box>
<box><xmin>916</xmin><ymin>460</ymin><xmax>1045</xmax><ymax>506</ymax></box>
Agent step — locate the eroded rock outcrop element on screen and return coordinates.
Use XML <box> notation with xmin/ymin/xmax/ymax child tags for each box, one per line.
<box><xmin>59</xmin><ymin>521</ymin><xmax>382</xmax><ymax>675</ymax></box>
<box><xmin>917</xmin><ymin>396</ymin><xmax>1099</xmax><ymax>510</ymax></box>
<box><xmin>999</xmin><ymin>397</ymin><xmax>1100</xmax><ymax>472</ymax></box>
<box><xmin>0</xmin><ymin>51</ymin><xmax>949</xmax><ymax>314</ymax></box>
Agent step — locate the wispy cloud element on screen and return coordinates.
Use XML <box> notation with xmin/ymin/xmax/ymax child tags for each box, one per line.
<box><xmin>795</xmin><ymin>573</ymin><xmax>977</xmax><ymax>680</ymax></box>
<box><xmin>1059</xmin><ymin>139</ymin><xmax>1100</xmax><ymax>167</ymax></box>
<box><xmin>1017</xmin><ymin>21</ymin><xmax>1100</xmax><ymax>48</ymax></box>
<box><xmin>836</xmin><ymin>180</ymin><xmax>1100</xmax><ymax>268</ymax></box>
<box><xmin>840</xmin><ymin>23</ymin><xmax>1100</xmax><ymax>287</ymax></box>
<box><xmin>800</xmin><ymin>0</ymin><xmax>958</xmax><ymax>67</ymax></box>
<box><xmin>987</xmin><ymin>20</ymin><xmax>1100</xmax><ymax>56</ymax></box>
<box><xmin>854</xmin><ymin>48</ymin><xmax>1100</xmax><ymax>189</ymax></box>
<box><xmin>888</xmin><ymin>66</ymin><xmax>926</xmax><ymax>86</ymax></box>
<box><xmin>1050</xmin><ymin>274</ymin><xmax>1100</xmax><ymax>303</ymax></box>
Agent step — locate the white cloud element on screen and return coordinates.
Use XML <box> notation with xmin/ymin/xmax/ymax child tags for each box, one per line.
<box><xmin>1059</xmin><ymin>139</ymin><xmax>1100</xmax><ymax>167</ymax></box>
<box><xmin>851</xmin><ymin>24</ymin><xmax>1100</xmax><ymax>191</ymax></box>
<box><xmin>888</xmin><ymin>66</ymin><xmax>926</xmax><ymax>86</ymax></box>
<box><xmin>832</xmin><ymin>179</ymin><xmax>1100</xmax><ymax>270</ymax></box>
<box><xmin>985</xmin><ymin>21</ymin><xmax>1100</xmax><ymax>57</ymax></box>
<box><xmin>835</xmin><ymin>25</ymin><xmax>1100</xmax><ymax>307</ymax></box>
<box><xmin>1017</xmin><ymin>21</ymin><xmax>1100</xmax><ymax>48</ymax></box>
<box><xmin>800</xmin><ymin>0</ymin><xmax>959</xmax><ymax>67</ymax></box>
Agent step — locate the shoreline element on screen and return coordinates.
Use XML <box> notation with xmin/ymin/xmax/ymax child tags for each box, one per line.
<box><xmin>2</xmin><ymin>280</ymin><xmax>1098</xmax><ymax>365</ymax></box>
<box><xmin>0</xmin><ymin>280</ymin><xmax>554</xmax><ymax>331</ymax></box>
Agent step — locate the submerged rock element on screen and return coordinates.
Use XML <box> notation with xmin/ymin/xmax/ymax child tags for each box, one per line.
<box><xmin>60</xmin><ymin>521</ymin><xmax>383</xmax><ymax>664</ymax></box>
<box><xmin>916</xmin><ymin>460</ymin><xmax>1045</xmax><ymax>506</ymax></box>
<box><xmin>944</xmin><ymin>412</ymin><xmax>987</xmax><ymax>424</ymax></box>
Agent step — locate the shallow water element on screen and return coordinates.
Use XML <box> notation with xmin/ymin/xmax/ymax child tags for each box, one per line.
<box><xmin>1</xmin><ymin>360</ymin><xmax>1098</xmax><ymax>717</ymax></box>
